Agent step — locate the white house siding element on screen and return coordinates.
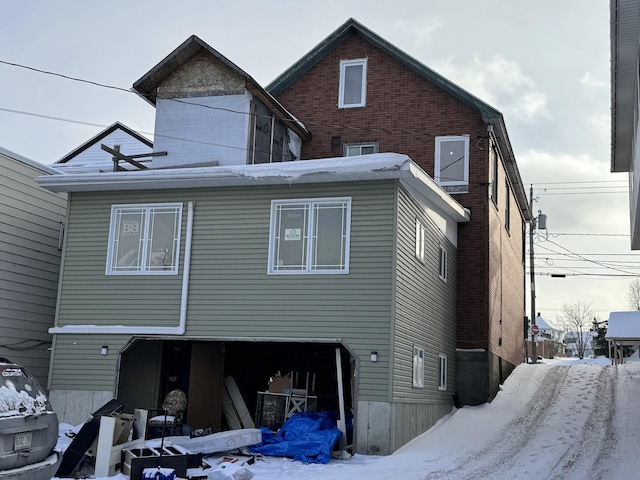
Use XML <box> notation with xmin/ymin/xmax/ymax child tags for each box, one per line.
<box><xmin>0</xmin><ymin>149</ymin><xmax>67</xmax><ymax>387</ymax></box>
<box><xmin>153</xmin><ymin>95</ymin><xmax>251</xmax><ymax>168</ymax></box>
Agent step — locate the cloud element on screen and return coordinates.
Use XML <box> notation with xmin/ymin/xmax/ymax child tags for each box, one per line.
<box><xmin>579</xmin><ymin>72</ymin><xmax>608</xmax><ymax>89</ymax></box>
<box><xmin>433</xmin><ymin>54</ymin><xmax>549</xmax><ymax>123</ymax></box>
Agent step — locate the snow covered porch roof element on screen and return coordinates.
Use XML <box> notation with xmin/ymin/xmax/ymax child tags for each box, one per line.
<box><xmin>605</xmin><ymin>311</ymin><xmax>640</xmax><ymax>345</ymax></box>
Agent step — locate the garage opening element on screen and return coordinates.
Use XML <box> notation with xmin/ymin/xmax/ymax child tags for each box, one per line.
<box><xmin>116</xmin><ymin>338</ymin><xmax>355</xmax><ymax>443</ymax></box>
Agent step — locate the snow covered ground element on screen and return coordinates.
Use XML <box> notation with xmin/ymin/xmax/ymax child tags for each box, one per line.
<box><xmin>52</xmin><ymin>356</ymin><xmax>640</xmax><ymax>480</ymax></box>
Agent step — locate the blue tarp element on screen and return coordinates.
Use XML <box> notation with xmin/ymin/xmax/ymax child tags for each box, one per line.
<box><xmin>249</xmin><ymin>412</ymin><xmax>342</xmax><ymax>464</ymax></box>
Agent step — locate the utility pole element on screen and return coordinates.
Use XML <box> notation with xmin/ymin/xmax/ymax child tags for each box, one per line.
<box><xmin>529</xmin><ymin>185</ymin><xmax>537</xmax><ymax>364</ymax></box>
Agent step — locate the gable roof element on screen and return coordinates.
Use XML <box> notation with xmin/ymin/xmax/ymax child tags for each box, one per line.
<box><xmin>55</xmin><ymin>122</ymin><xmax>153</xmax><ymax>164</ymax></box>
<box><xmin>606</xmin><ymin>310</ymin><xmax>640</xmax><ymax>344</ymax></box>
<box><xmin>132</xmin><ymin>35</ymin><xmax>311</xmax><ymax>141</ymax></box>
<box><xmin>267</xmin><ymin>18</ymin><xmax>531</xmax><ymax>221</ymax></box>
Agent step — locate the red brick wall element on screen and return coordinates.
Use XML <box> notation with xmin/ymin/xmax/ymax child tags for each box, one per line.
<box><xmin>274</xmin><ymin>32</ymin><xmax>525</xmax><ymax>368</ymax></box>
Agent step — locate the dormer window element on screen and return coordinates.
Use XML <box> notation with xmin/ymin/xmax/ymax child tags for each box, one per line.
<box><xmin>339</xmin><ymin>59</ymin><xmax>367</xmax><ymax>108</ymax></box>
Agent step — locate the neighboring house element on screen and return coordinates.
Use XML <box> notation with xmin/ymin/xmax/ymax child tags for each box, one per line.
<box><xmin>0</xmin><ymin>146</ymin><xmax>67</xmax><ymax>387</ymax></box>
<box><xmin>527</xmin><ymin>313</ymin><xmax>565</xmax><ymax>359</ymax></box>
<box><xmin>564</xmin><ymin>331</ymin><xmax>596</xmax><ymax>359</ymax></box>
<box><xmin>267</xmin><ymin>18</ymin><xmax>531</xmax><ymax>405</ymax></box>
<box><xmin>610</xmin><ymin>0</ymin><xmax>640</xmax><ymax>249</ymax></box>
<box><xmin>36</xmin><ymin>35</ymin><xmax>469</xmax><ymax>455</ymax></box>
<box><xmin>54</xmin><ymin>121</ymin><xmax>153</xmax><ymax>173</ymax></box>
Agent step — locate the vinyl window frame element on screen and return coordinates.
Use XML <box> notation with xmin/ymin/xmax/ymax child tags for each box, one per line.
<box><xmin>339</xmin><ymin>58</ymin><xmax>367</xmax><ymax>108</ymax></box>
<box><xmin>439</xmin><ymin>245</ymin><xmax>448</xmax><ymax>281</ymax></box>
<box><xmin>434</xmin><ymin>135</ymin><xmax>470</xmax><ymax>189</ymax></box>
<box><xmin>268</xmin><ymin>197</ymin><xmax>352</xmax><ymax>275</ymax></box>
<box><xmin>438</xmin><ymin>353</ymin><xmax>448</xmax><ymax>391</ymax></box>
<box><xmin>344</xmin><ymin>141</ymin><xmax>378</xmax><ymax>156</ymax></box>
<box><xmin>105</xmin><ymin>203</ymin><xmax>182</xmax><ymax>275</ymax></box>
<box><xmin>413</xmin><ymin>345</ymin><xmax>425</xmax><ymax>388</ymax></box>
<box><xmin>415</xmin><ymin>220</ymin><xmax>426</xmax><ymax>263</ymax></box>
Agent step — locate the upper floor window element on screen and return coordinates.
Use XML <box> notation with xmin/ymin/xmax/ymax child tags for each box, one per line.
<box><xmin>106</xmin><ymin>203</ymin><xmax>182</xmax><ymax>275</ymax></box>
<box><xmin>435</xmin><ymin>136</ymin><xmax>470</xmax><ymax>193</ymax></box>
<box><xmin>339</xmin><ymin>59</ymin><xmax>367</xmax><ymax>108</ymax></box>
<box><xmin>268</xmin><ymin>198</ymin><xmax>351</xmax><ymax>274</ymax></box>
<box><xmin>490</xmin><ymin>143</ymin><xmax>499</xmax><ymax>204</ymax></box>
<box><xmin>439</xmin><ymin>245</ymin><xmax>448</xmax><ymax>281</ymax></box>
<box><xmin>415</xmin><ymin>220</ymin><xmax>426</xmax><ymax>263</ymax></box>
<box><xmin>344</xmin><ymin>142</ymin><xmax>378</xmax><ymax>156</ymax></box>
<box><xmin>505</xmin><ymin>179</ymin><xmax>511</xmax><ymax>233</ymax></box>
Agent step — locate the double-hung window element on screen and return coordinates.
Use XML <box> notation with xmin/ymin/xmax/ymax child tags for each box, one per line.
<box><xmin>268</xmin><ymin>198</ymin><xmax>351</xmax><ymax>274</ymax></box>
<box><xmin>339</xmin><ymin>59</ymin><xmax>367</xmax><ymax>108</ymax></box>
<box><xmin>106</xmin><ymin>203</ymin><xmax>182</xmax><ymax>275</ymax></box>
<box><xmin>435</xmin><ymin>136</ymin><xmax>470</xmax><ymax>193</ymax></box>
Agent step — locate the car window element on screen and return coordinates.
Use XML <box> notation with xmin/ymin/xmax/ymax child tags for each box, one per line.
<box><xmin>0</xmin><ymin>365</ymin><xmax>51</xmax><ymax>416</ymax></box>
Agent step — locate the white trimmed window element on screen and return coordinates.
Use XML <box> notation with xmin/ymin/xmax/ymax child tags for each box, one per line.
<box><xmin>106</xmin><ymin>203</ymin><xmax>182</xmax><ymax>275</ymax></box>
<box><xmin>339</xmin><ymin>59</ymin><xmax>367</xmax><ymax>108</ymax></box>
<box><xmin>413</xmin><ymin>345</ymin><xmax>425</xmax><ymax>388</ymax></box>
<box><xmin>435</xmin><ymin>136</ymin><xmax>470</xmax><ymax>192</ymax></box>
<box><xmin>415</xmin><ymin>220</ymin><xmax>426</xmax><ymax>262</ymax></box>
<box><xmin>438</xmin><ymin>354</ymin><xmax>448</xmax><ymax>390</ymax></box>
<box><xmin>268</xmin><ymin>198</ymin><xmax>351</xmax><ymax>274</ymax></box>
<box><xmin>344</xmin><ymin>142</ymin><xmax>378</xmax><ymax>156</ymax></box>
<box><xmin>439</xmin><ymin>246</ymin><xmax>448</xmax><ymax>281</ymax></box>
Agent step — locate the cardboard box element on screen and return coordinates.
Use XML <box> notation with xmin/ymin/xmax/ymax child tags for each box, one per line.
<box><xmin>268</xmin><ymin>377</ymin><xmax>291</xmax><ymax>393</ymax></box>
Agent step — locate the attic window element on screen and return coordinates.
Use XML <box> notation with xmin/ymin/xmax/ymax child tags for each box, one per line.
<box><xmin>339</xmin><ymin>59</ymin><xmax>367</xmax><ymax>108</ymax></box>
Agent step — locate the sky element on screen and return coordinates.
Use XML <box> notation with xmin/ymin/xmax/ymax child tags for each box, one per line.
<box><xmin>54</xmin><ymin>355</ymin><xmax>640</xmax><ymax>479</ymax></box>
<box><xmin>0</xmin><ymin>0</ymin><xmax>635</xmax><ymax>325</ymax></box>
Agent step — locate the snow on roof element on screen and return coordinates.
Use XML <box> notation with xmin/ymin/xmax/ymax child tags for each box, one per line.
<box><xmin>36</xmin><ymin>153</ymin><xmax>471</xmax><ymax>222</ymax></box>
<box><xmin>606</xmin><ymin>311</ymin><xmax>640</xmax><ymax>342</ymax></box>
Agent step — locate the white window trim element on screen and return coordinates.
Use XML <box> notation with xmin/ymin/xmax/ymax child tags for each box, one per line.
<box><xmin>268</xmin><ymin>197</ymin><xmax>352</xmax><ymax>275</ymax></box>
<box><xmin>416</xmin><ymin>220</ymin><xmax>426</xmax><ymax>263</ymax></box>
<box><xmin>339</xmin><ymin>58</ymin><xmax>367</xmax><ymax>108</ymax></box>
<box><xmin>434</xmin><ymin>135</ymin><xmax>470</xmax><ymax>187</ymax></box>
<box><xmin>413</xmin><ymin>345</ymin><xmax>425</xmax><ymax>388</ymax></box>
<box><xmin>105</xmin><ymin>203</ymin><xmax>182</xmax><ymax>276</ymax></box>
<box><xmin>438</xmin><ymin>353</ymin><xmax>448</xmax><ymax>391</ymax></box>
<box><xmin>439</xmin><ymin>245</ymin><xmax>448</xmax><ymax>281</ymax></box>
<box><xmin>344</xmin><ymin>141</ymin><xmax>378</xmax><ymax>156</ymax></box>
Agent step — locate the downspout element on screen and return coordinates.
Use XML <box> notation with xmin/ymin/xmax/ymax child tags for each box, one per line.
<box><xmin>49</xmin><ymin>201</ymin><xmax>194</xmax><ymax>335</ymax></box>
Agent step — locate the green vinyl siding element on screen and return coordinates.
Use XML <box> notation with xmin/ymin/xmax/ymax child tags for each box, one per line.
<box><xmin>52</xmin><ymin>181</ymin><xmax>397</xmax><ymax>400</ymax></box>
<box><xmin>392</xmin><ymin>186</ymin><xmax>457</xmax><ymax>402</ymax></box>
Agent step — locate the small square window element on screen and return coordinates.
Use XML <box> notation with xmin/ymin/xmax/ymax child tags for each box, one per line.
<box><xmin>268</xmin><ymin>198</ymin><xmax>351</xmax><ymax>274</ymax></box>
<box><xmin>438</xmin><ymin>354</ymin><xmax>448</xmax><ymax>390</ymax></box>
<box><xmin>439</xmin><ymin>246</ymin><xmax>448</xmax><ymax>281</ymax></box>
<box><xmin>339</xmin><ymin>59</ymin><xmax>367</xmax><ymax>108</ymax></box>
<box><xmin>106</xmin><ymin>203</ymin><xmax>182</xmax><ymax>275</ymax></box>
<box><xmin>415</xmin><ymin>221</ymin><xmax>426</xmax><ymax>263</ymax></box>
<box><xmin>413</xmin><ymin>346</ymin><xmax>425</xmax><ymax>388</ymax></box>
<box><xmin>435</xmin><ymin>136</ymin><xmax>469</xmax><ymax>193</ymax></box>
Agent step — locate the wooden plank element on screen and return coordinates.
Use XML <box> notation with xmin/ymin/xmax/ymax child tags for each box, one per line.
<box><xmin>222</xmin><ymin>387</ymin><xmax>242</xmax><ymax>430</ymax></box>
<box><xmin>224</xmin><ymin>376</ymin><xmax>255</xmax><ymax>429</ymax></box>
